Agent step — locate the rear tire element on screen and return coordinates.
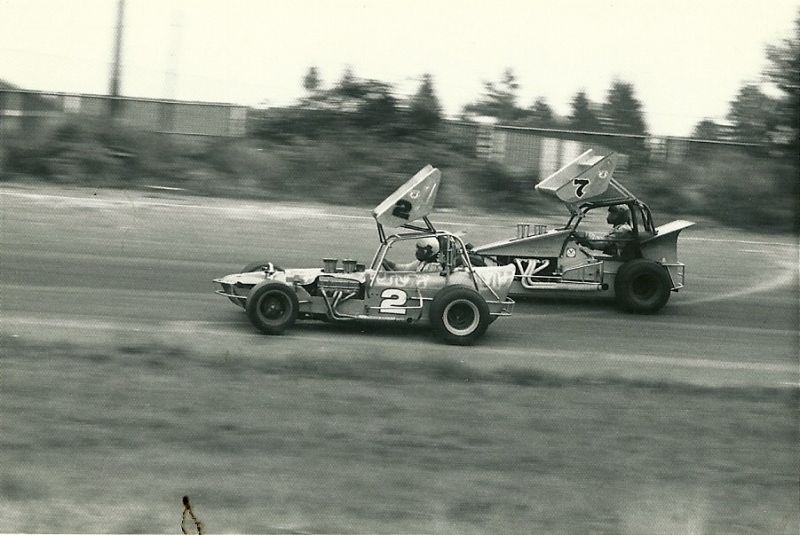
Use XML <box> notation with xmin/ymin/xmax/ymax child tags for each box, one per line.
<box><xmin>430</xmin><ymin>286</ymin><xmax>490</xmax><ymax>345</ymax></box>
<box><xmin>614</xmin><ymin>259</ymin><xmax>672</xmax><ymax>313</ymax></box>
<box><xmin>246</xmin><ymin>282</ymin><xmax>299</xmax><ymax>334</ymax></box>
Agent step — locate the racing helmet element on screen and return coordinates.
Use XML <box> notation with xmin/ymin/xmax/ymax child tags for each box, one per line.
<box><xmin>607</xmin><ymin>204</ymin><xmax>631</xmax><ymax>226</ymax></box>
<box><xmin>415</xmin><ymin>237</ymin><xmax>440</xmax><ymax>261</ymax></box>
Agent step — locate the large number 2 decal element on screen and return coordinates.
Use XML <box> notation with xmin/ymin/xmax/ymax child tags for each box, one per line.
<box><xmin>380</xmin><ymin>288</ymin><xmax>408</xmax><ymax>314</ymax></box>
<box><xmin>391</xmin><ymin>199</ymin><xmax>413</xmax><ymax>220</ymax></box>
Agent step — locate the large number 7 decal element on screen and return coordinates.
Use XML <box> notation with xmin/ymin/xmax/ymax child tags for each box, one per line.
<box><xmin>380</xmin><ymin>288</ymin><xmax>408</xmax><ymax>314</ymax></box>
<box><xmin>573</xmin><ymin>177</ymin><xmax>590</xmax><ymax>198</ymax></box>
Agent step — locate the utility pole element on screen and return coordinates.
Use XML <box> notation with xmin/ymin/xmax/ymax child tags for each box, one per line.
<box><xmin>108</xmin><ymin>0</ymin><xmax>125</xmax><ymax>116</ymax></box>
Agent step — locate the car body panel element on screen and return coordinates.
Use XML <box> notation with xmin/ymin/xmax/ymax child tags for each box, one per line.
<box><xmin>473</xmin><ymin>229</ymin><xmax>572</xmax><ymax>257</ymax></box>
<box><xmin>215</xmin><ymin>263</ymin><xmax>515</xmax><ymax>324</ymax></box>
<box><xmin>641</xmin><ymin>220</ymin><xmax>695</xmax><ymax>263</ymax></box>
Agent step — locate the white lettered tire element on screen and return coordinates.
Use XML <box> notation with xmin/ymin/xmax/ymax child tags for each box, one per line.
<box><xmin>430</xmin><ymin>286</ymin><xmax>490</xmax><ymax>345</ymax></box>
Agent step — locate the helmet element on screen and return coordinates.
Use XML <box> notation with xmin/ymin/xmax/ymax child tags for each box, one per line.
<box><xmin>607</xmin><ymin>204</ymin><xmax>631</xmax><ymax>226</ymax></box>
<box><xmin>415</xmin><ymin>237</ymin><xmax>440</xmax><ymax>261</ymax></box>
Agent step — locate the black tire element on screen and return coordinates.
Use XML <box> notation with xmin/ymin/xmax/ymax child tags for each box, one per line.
<box><xmin>614</xmin><ymin>259</ymin><xmax>672</xmax><ymax>314</ymax></box>
<box><xmin>241</xmin><ymin>260</ymin><xmax>278</xmax><ymax>273</ymax></box>
<box><xmin>246</xmin><ymin>282</ymin><xmax>299</xmax><ymax>334</ymax></box>
<box><xmin>429</xmin><ymin>286</ymin><xmax>491</xmax><ymax>345</ymax></box>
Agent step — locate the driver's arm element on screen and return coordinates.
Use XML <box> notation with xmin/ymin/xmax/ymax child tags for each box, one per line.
<box><xmin>573</xmin><ymin>230</ymin><xmax>604</xmax><ymax>248</ymax></box>
<box><xmin>575</xmin><ymin>227</ymin><xmax>632</xmax><ymax>250</ymax></box>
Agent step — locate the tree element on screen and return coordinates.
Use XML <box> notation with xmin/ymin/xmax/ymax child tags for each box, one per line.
<box><xmin>462</xmin><ymin>68</ymin><xmax>525</xmax><ymax>122</ymax></box>
<box><xmin>602</xmin><ymin>80</ymin><xmax>648</xmax><ymax>135</ymax></box>
<box><xmin>568</xmin><ymin>90</ymin><xmax>602</xmax><ymax>131</ymax></box>
<box><xmin>335</xmin><ymin>66</ymin><xmax>362</xmax><ymax>102</ymax></box>
<box><xmin>764</xmin><ymin>10</ymin><xmax>799</xmax><ymax>152</ymax></box>
<box><xmin>601</xmin><ymin>80</ymin><xmax>649</xmax><ymax>167</ymax></box>
<box><xmin>691</xmin><ymin>118</ymin><xmax>722</xmax><ymax>140</ymax></box>
<box><xmin>302</xmin><ymin>66</ymin><xmax>321</xmax><ymax>93</ymax></box>
<box><xmin>409</xmin><ymin>73</ymin><xmax>442</xmax><ymax>131</ymax></box>
<box><xmin>524</xmin><ymin>97</ymin><xmax>556</xmax><ymax>128</ymax></box>
<box><xmin>325</xmin><ymin>70</ymin><xmax>399</xmax><ymax>130</ymax></box>
<box><xmin>354</xmin><ymin>79</ymin><xmax>398</xmax><ymax>129</ymax></box>
<box><xmin>727</xmin><ymin>83</ymin><xmax>778</xmax><ymax>144</ymax></box>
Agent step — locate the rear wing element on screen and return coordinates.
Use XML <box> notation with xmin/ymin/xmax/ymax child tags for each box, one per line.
<box><xmin>535</xmin><ymin>150</ymin><xmax>636</xmax><ymax>213</ymax></box>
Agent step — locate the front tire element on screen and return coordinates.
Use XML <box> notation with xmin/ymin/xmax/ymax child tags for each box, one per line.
<box><xmin>430</xmin><ymin>286</ymin><xmax>490</xmax><ymax>345</ymax></box>
<box><xmin>246</xmin><ymin>282</ymin><xmax>299</xmax><ymax>334</ymax></box>
<box><xmin>614</xmin><ymin>259</ymin><xmax>672</xmax><ymax>313</ymax></box>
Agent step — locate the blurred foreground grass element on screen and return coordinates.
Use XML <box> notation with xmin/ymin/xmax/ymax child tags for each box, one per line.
<box><xmin>1</xmin><ymin>335</ymin><xmax>797</xmax><ymax>533</ymax></box>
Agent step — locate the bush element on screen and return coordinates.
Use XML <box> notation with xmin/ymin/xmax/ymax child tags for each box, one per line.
<box><xmin>636</xmin><ymin>150</ymin><xmax>798</xmax><ymax>231</ymax></box>
<box><xmin>1</xmin><ymin>116</ymin><xmax>796</xmax><ymax>233</ymax></box>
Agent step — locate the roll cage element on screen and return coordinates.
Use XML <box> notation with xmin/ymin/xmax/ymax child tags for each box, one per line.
<box><xmin>564</xmin><ymin>199</ymin><xmax>656</xmax><ymax>238</ymax></box>
<box><xmin>557</xmin><ymin>199</ymin><xmax>655</xmax><ymax>262</ymax></box>
<box><xmin>371</xmin><ymin>216</ymin><xmax>473</xmax><ymax>273</ymax></box>
<box><xmin>371</xmin><ymin>217</ymin><xmax>506</xmax><ymax>303</ymax></box>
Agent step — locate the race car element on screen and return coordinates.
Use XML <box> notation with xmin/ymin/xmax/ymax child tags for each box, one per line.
<box><xmin>214</xmin><ymin>165</ymin><xmax>515</xmax><ymax>345</ymax></box>
<box><xmin>473</xmin><ymin>150</ymin><xmax>694</xmax><ymax>313</ymax></box>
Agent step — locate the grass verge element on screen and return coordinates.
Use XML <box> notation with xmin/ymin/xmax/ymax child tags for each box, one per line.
<box><xmin>1</xmin><ymin>335</ymin><xmax>798</xmax><ymax>533</ymax></box>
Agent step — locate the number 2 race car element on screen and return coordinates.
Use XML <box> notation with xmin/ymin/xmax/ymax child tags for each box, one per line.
<box><xmin>214</xmin><ymin>166</ymin><xmax>515</xmax><ymax>345</ymax></box>
<box><xmin>473</xmin><ymin>149</ymin><xmax>694</xmax><ymax>313</ymax></box>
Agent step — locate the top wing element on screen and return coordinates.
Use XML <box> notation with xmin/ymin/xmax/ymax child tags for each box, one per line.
<box><xmin>372</xmin><ymin>165</ymin><xmax>441</xmax><ymax>227</ymax></box>
<box><xmin>536</xmin><ymin>150</ymin><xmax>633</xmax><ymax>210</ymax></box>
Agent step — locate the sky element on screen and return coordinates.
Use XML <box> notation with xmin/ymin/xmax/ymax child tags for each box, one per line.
<box><xmin>1</xmin><ymin>0</ymin><xmax>798</xmax><ymax>136</ymax></box>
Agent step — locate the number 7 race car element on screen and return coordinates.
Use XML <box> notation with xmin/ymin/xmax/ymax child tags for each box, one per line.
<box><xmin>214</xmin><ymin>166</ymin><xmax>515</xmax><ymax>345</ymax></box>
<box><xmin>473</xmin><ymin>150</ymin><xmax>694</xmax><ymax>313</ymax></box>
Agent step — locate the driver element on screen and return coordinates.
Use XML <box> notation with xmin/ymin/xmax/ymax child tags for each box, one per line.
<box><xmin>573</xmin><ymin>204</ymin><xmax>633</xmax><ymax>255</ymax></box>
<box><xmin>382</xmin><ymin>237</ymin><xmax>441</xmax><ymax>272</ymax></box>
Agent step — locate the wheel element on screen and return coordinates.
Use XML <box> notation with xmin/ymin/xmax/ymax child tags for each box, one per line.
<box><xmin>246</xmin><ymin>282</ymin><xmax>299</xmax><ymax>334</ymax></box>
<box><xmin>614</xmin><ymin>259</ymin><xmax>672</xmax><ymax>314</ymax></box>
<box><xmin>241</xmin><ymin>260</ymin><xmax>278</xmax><ymax>273</ymax></box>
<box><xmin>429</xmin><ymin>286</ymin><xmax>490</xmax><ymax>345</ymax></box>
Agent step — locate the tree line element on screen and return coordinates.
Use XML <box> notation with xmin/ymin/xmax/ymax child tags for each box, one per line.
<box><xmin>254</xmin><ymin>11</ymin><xmax>797</xmax><ymax>160</ymax></box>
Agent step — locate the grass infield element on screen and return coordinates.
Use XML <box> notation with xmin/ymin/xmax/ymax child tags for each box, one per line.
<box><xmin>1</xmin><ymin>335</ymin><xmax>797</xmax><ymax>533</ymax></box>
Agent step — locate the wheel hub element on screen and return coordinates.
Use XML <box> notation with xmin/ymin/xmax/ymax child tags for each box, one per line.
<box><xmin>260</xmin><ymin>295</ymin><xmax>287</xmax><ymax>320</ymax></box>
<box><xmin>443</xmin><ymin>300</ymin><xmax>480</xmax><ymax>335</ymax></box>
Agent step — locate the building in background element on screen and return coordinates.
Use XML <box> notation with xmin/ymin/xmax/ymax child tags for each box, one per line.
<box><xmin>1</xmin><ymin>88</ymin><xmax>762</xmax><ymax>174</ymax></box>
<box><xmin>0</xmin><ymin>89</ymin><xmax>246</xmax><ymax>137</ymax></box>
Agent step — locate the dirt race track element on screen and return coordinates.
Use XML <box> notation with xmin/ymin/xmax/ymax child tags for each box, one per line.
<box><xmin>1</xmin><ymin>184</ymin><xmax>798</xmax><ymax>533</ymax></box>
<box><xmin>2</xmin><ymin>185</ymin><xmax>797</xmax><ymax>386</ymax></box>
